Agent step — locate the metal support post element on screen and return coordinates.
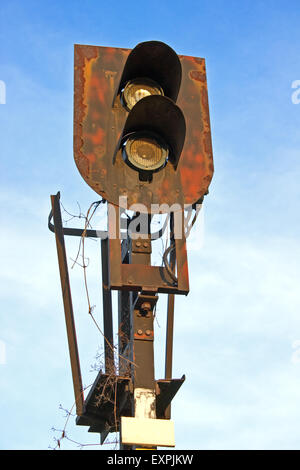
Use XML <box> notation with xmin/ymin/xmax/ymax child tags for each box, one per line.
<box><xmin>101</xmin><ymin>238</ymin><xmax>115</xmax><ymax>373</ymax></box>
<box><xmin>50</xmin><ymin>193</ymin><xmax>84</xmax><ymax>416</ymax></box>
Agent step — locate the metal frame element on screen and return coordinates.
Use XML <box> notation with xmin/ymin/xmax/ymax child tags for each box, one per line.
<box><xmin>50</xmin><ymin>193</ymin><xmax>84</xmax><ymax>416</ymax></box>
<box><xmin>49</xmin><ymin>192</ymin><xmax>186</xmax><ymax>446</ymax></box>
<box><xmin>108</xmin><ymin>206</ymin><xmax>189</xmax><ymax>295</ymax></box>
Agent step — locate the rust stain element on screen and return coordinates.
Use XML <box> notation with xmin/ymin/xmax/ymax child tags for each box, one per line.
<box><xmin>84</xmin><ymin>153</ymin><xmax>95</xmax><ymax>163</ymax></box>
<box><xmin>83</xmin><ymin>57</ymin><xmax>98</xmax><ymax>109</ymax></box>
<box><xmin>189</xmin><ymin>70</ymin><xmax>206</xmax><ymax>82</ymax></box>
<box><xmin>88</xmin><ymin>127</ymin><xmax>105</xmax><ymax>145</ymax></box>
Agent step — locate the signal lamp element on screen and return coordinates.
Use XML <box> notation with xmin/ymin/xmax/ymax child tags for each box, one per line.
<box><xmin>122</xmin><ymin>132</ymin><xmax>168</xmax><ymax>172</ymax></box>
<box><xmin>121</xmin><ymin>78</ymin><xmax>164</xmax><ymax>111</ymax></box>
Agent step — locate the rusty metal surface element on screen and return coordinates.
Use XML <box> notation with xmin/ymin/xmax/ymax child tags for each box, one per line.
<box><xmin>129</xmin><ymin>243</ymin><xmax>155</xmax><ymax>391</ymax></box>
<box><xmin>50</xmin><ymin>193</ymin><xmax>84</xmax><ymax>416</ymax></box>
<box><xmin>74</xmin><ymin>43</ymin><xmax>213</xmax><ymax>212</ymax></box>
<box><xmin>109</xmin><ymin>245</ymin><xmax>189</xmax><ymax>294</ymax></box>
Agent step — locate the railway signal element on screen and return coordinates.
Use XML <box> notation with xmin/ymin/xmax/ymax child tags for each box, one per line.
<box><xmin>49</xmin><ymin>40</ymin><xmax>214</xmax><ymax>449</ymax></box>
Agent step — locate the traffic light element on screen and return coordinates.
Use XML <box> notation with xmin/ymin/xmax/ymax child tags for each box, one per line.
<box><xmin>50</xmin><ymin>40</ymin><xmax>214</xmax><ymax>449</ymax></box>
<box><xmin>74</xmin><ymin>40</ymin><xmax>213</xmax><ymax>212</ymax></box>
<box><xmin>118</xmin><ymin>41</ymin><xmax>185</xmax><ymax>179</ymax></box>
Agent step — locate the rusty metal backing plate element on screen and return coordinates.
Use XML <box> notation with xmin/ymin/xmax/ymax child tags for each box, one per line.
<box><xmin>74</xmin><ymin>44</ymin><xmax>214</xmax><ymax>212</ymax></box>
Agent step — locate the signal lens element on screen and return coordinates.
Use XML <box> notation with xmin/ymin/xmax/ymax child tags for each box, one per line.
<box><xmin>122</xmin><ymin>78</ymin><xmax>163</xmax><ymax>111</ymax></box>
<box><xmin>123</xmin><ymin>133</ymin><xmax>168</xmax><ymax>171</ymax></box>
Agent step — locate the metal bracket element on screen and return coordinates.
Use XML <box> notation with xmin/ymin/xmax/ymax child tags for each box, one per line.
<box><xmin>48</xmin><ymin>192</ymin><xmax>108</xmax><ymax>239</ymax></box>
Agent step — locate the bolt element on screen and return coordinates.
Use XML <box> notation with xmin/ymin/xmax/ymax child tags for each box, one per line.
<box><xmin>141</xmin><ymin>302</ymin><xmax>151</xmax><ymax>312</ymax></box>
<box><xmin>145</xmin><ymin>329</ymin><xmax>151</xmax><ymax>336</ymax></box>
<box><xmin>137</xmin><ymin>329</ymin><xmax>143</xmax><ymax>335</ymax></box>
<box><xmin>136</xmin><ymin>241</ymin><xmax>141</xmax><ymax>247</ymax></box>
<box><xmin>143</xmin><ymin>242</ymin><xmax>148</xmax><ymax>248</ymax></box>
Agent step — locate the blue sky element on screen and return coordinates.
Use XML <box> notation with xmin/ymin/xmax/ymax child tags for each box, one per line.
<box><xmin>1</xmin><ymin>0</ymin><xmax>300</xmax><ymax>450</ymax></box>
